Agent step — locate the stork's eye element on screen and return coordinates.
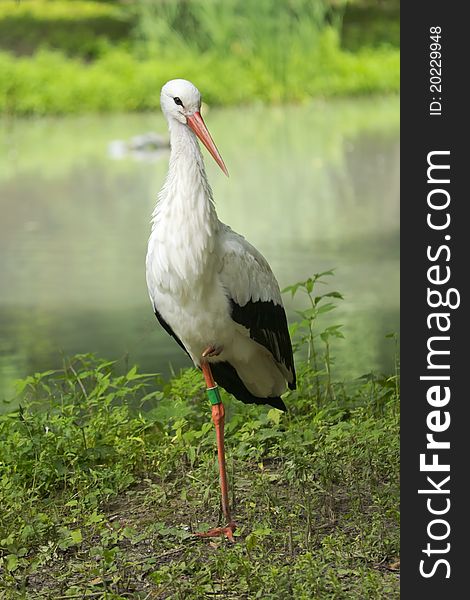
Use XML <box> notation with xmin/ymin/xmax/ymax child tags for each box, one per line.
<box><xmin>173</xmin><ymin>97</ymin><xmax>184</xmax><ymax>107</ymax></box>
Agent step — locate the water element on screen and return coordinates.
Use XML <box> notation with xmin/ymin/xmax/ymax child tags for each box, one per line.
<box><xmin>0</xmin><ymin>98</ymin><xmax>399</xmax><ymax>402</ymax></box>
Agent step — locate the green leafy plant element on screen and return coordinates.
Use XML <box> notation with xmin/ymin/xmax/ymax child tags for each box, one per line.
<box><xmin>284</xmin><ymin>269</ymin><xmax>344</xmax><ymax>404</ymax></box>
<box><xmin>0</xmin><ymin>275</ymin><xmax>399</xmax><ymax>598</ymax></box>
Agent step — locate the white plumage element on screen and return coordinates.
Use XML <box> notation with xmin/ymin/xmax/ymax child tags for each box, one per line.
<box><xmin>146</xmin><ymin>79</ymin><xmax>295</xmax><ymax>408</ymax></box>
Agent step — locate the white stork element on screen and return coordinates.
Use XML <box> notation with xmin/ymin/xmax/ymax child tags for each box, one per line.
<box><xmin>146</xmin><ymin>79</ymin><xmax>296</xmax><ymax>540</ymax></box>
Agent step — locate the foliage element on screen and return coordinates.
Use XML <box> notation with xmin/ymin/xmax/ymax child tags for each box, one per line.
<box><xmin>0</xmin><ymin>1</ymin><xmax>132</xmax><ymax>58</ymax></box>
<box><xmin>0</xmin><ymin>276</ymin><xmax>400</xmax><ymax>597</ymax></box>
<box><xmin>284</xmin><ymin>270</ymin><xmax>344</xmax><ymax>402</ymax></box>
<box><xmin>341</xmin><ymin>0</ymin><xmax>400</xmax><ymax>50</ymax></box>
<box><xmin>0</xmin><ymin>36</ymin><xmax>399</xmax><ymax>116</ymax></box>
<box><xmin>0</xmin><ymin>0</ymin><xmax>399</xmax><ymax>115</ymax></box>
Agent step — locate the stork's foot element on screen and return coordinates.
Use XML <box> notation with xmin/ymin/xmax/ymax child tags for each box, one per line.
<box><xmin>195</xmin><ymin>521</ymin><xmax>236</xmax><ymax>543</ymax></box>
<box><xmin>202</xmin><ymin>345</ymin><xmax>223</xmax><ymax>359</ymax></box>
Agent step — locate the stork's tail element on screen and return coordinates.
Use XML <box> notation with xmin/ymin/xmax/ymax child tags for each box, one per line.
<box><xmin>210</xmin><ymin>361</ymin><xmax>287</xmax><ymax>411</ymax></box>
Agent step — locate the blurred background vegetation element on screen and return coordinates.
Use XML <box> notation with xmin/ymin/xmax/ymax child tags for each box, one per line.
<box><xmin>0</xmin><ymin>0</ymin><xmax>399</xmax><ymax>115</ymax></box>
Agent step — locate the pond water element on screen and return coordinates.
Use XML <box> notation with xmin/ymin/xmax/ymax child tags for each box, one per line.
<box><xmin>0</xmin><ymin>98</ymin><xmax>399</xmax><ymax>402</ymax></box>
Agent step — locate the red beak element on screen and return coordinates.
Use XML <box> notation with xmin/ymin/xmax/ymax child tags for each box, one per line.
<box><xmin>186</xmin><ymin>111</ymin><xmax>229</xmax><ymax>177</ymax></box>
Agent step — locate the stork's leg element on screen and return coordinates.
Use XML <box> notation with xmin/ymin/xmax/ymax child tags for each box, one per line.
<box><xmin>195</xmin><ymin>358</ymin><xmax>236</xmax><ymax>542</ymax></box>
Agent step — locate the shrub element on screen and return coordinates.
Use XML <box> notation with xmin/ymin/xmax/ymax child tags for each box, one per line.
<box><xmin>0</xmin><ymin>0</ymin><xmax>133</xmax><ymax>58</ymax></box>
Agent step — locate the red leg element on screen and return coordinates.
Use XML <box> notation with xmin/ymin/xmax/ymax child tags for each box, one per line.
<box><xmin>201</xmin><ymin>359</ymin><xmax>217</xmax><ymax>388</ymax></box>
<box><xmin>212</xmin><ymin>401</ymin><xmax>231</xmax><ymax>522</ymax></box>
<box><xmin>195</xmin><ymin>361</ymin><xmax>236</xmax><ymax>542</ymax></box>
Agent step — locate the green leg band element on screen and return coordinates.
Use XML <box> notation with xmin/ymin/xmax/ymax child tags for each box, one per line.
<box><xmin>207</xmin><ymin>386</ymin><xmax>222</xmax><ymax>405</ymax></box>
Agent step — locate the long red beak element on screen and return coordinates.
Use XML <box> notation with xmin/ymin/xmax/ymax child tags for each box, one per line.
<box><xmin>186</xmin><ymin>111</ymin><xmax>229</xmax><ymax>177</ymax></box>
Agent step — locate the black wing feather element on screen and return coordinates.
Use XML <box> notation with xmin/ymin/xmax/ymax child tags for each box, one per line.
<box><xmin>229</xmin><ymin>299</ymin><xmax>296</xmax><ymax>390</ymax></box>
<box><xmin>153</xmin><ymin>306</ymin><xmax>191</xmax><ymax>358</ymax></box>
<box><xmin>211</xmin><ymin>361</ymin><xmax>287</xmax><ymax>411</ymax></box>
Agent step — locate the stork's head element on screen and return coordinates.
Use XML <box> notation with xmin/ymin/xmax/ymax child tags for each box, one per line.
<box><xmin>160</xmin><ymin>79</ymin><xmax>228</xmax><ymax>176</ymax></box>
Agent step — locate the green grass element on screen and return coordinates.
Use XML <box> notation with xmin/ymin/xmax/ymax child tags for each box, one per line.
<box><xmin>0</xmin><ymin>275</ymin><xmax>400</xmax><ymax>598</ymax></box>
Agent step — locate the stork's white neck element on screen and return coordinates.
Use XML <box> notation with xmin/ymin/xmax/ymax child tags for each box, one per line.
<box><xmin>148</xmin><ymin>118</ymin><xmax>219</xmax><ymax>291</ymax></box>
<box><xmin>168</xmin><ymin>119</ymin><xmax>205</xmax><ymax>172</ymax></box>
<box><xmin>155</xmin><ymin>119</ymin><xmax>218</xmax><ymax>220</ymax></box>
